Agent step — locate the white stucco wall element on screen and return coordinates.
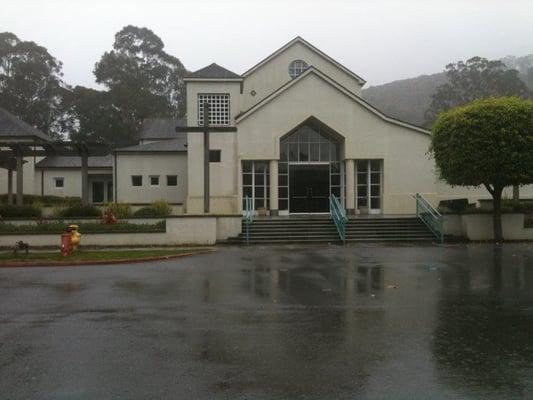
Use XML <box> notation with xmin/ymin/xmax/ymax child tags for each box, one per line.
<box><xmin>34</xmin><ymin>168</ymin><xmax>112</xmax><ymax>199</ymax></box>
<box><xmin>442</xmin><ymin>213</ymin><xmax>533</xmax><ymax>241</ymax></box>
<box><xmin>115</xmin><ymin>153</ymin><xmax>188</xmax><ymax>205</ymax></box>
<box><xmin>185</xmin><ymin>81</ymin><xmax>242</xmax><ymax>127</ymax></box>
<box><xmin>0</xmin><ymin>216</ymin><xmax>242</xmax><ymax>247</ymax></box>
<box><xmin>187</xmin><ymin>131</ymin><xmax>238</xmax><ymax>214</ymax></box>
<box><xmin>236</xmin><ymin>72</ymin><xmax>436</xmax><ymax>214</ymax></box>
<box><xmin>242</xmin><ymin>41</ymin><xmax>363</xmax><ymax>109</ymax></box>
<box><xmin>0</xmin><ymin>156</ymin><xmax>40</xmax><ymax>196</ymax></box>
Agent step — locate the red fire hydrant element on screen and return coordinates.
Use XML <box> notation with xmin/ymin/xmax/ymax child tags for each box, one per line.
<box><xmin>61</xmin><ymin>232</ymin><xmax>72</xmax><ymax>257</ymax></box>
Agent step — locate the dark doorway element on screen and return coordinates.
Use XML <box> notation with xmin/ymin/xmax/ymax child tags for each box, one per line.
<box><xmin>92</xmin><ymin>181</ymin><xmax>105</xmax><ymax>203</ymax></box>
<box><xmin>289</xmin><ymin>165</ymin><xmax>330</xmax><ymax>213</ymax></box>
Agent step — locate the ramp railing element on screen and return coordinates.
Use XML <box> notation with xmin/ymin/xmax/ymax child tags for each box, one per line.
<box><xmin>414</xmin><ymin>193</ymin><xmax>443</xmax><ymax>243</ymax></box>
<box><xmin>329</xmin><ymin>194</ymin><xmax>347</xmax><ymax>244</ymax></box>
<box><xmin>244</xmin><ymin>195</ymin><xmax>254</xmax><ymax>245</ymax></box>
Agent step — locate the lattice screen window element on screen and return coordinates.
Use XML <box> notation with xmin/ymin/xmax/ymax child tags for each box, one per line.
<box><xmin>197</xmin><ymin>94</ymin><xmax>230</xmax><ymax>126</ymax></box>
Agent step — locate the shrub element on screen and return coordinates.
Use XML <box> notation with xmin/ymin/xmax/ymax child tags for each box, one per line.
<box><xmin>56</xmin><ymin>205</ymin><xmax>102</xmax><ymax>218</ymax></box>
<box><xmin>152</xmin><ymin>200</ymin><xmax>172</xmax><ymax>216</ymax></box>
<box><xmin>438</xmin><ymin>198</ymin><xmax>470</xmax><ymax>213</ymax></box>
<box><xmin>133</xmin><ymin>201</ymin><xmax>171</xmax><ymax>218</ymax></box>
<box><xmin>133</xmin><ymin>207</ymin><xmax>158</xmax><ymax>217</ymax></box>
<box><xmin>104</xmin><ymin>203</ymin><xmax>132</xmax><ymax>219</ymax></box>
<box><xmin>0</xmin><ymin>204</ymin><xmax>42</xmax><ymax>218</ymax></box>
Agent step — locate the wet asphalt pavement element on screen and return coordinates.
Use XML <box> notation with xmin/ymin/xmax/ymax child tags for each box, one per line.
<box><xmin>1</xmin><ymin>243</ymin><xmax>533</xmax><ymax>400</ymax></box>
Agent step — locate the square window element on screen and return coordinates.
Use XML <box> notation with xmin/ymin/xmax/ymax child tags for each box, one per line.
<box><xmin>166</xmin><ymin>175</ymin><xmax>178</xmax><ymax>186</ymax></box>
<box><xmin>243</xmin><ymin>174</ymin><xmax>252</xmax><ymax>186</ymax></box>
<box><xmin>150</xmin><ymin>175</ymin><xmax>160</xmax><ymax>186</ymax></box>
<box><xmin>242</xmin><ymin>161</ymin><xmax>253</xmax><ymax>173</ymax></box>
<box><xmin>209</xmin><ymin>150</ymin><xmax>221</xmax><ymax>163</ymax></box>
<box><xmin>53</xmin><ymin>177</ymin><xmax>64</xmax><ymax>188</ymax></box>
<box><xmin>197</xmin><ymin>94</ymin><xmax>230</xmax><ymax>126</ymax></box>
<box><xmin>243</xmin><ymin>186</ymin><xmax>253</xmax><ymax>197</ymax></box>
<box><xmin>131</xmin><ymin>175</ymin><xmax>142</xmax><ymax>187</ymax></box>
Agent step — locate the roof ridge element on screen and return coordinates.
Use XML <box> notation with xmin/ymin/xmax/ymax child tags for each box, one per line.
<box><xmin>186</xmin><ymin>63</ymin><xmax>241</xmax><ymax>80</ymax></box>
<box><xmin>241</xmin><ymin>36</ymin><xmax>366</xmax><ymax>84</ymax></box>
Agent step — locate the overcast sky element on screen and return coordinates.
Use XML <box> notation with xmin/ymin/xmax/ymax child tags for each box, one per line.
<box><xmin>2</xmin><ymin>0</ymin><xmax>532</xmax><ymax>88</ymax></box>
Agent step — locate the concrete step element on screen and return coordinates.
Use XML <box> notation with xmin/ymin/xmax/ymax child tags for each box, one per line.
<box><xmin>223</xmin><ymin>216</ymin><xmax>438</xmax><ymax>245</ymax></box>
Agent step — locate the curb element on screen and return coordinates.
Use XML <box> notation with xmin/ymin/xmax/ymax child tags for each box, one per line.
<box><xmin>0</xmin><ymin>249</ymin><xmax>214</xmax><ymax>268</ymax></box>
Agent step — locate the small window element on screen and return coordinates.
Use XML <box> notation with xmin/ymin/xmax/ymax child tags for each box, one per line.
<box><xmin>209</xmin><ymin>150</ymin><xmax>221</xmax><ymax>163</ymax></box>
<box><xmin>131</xmin><ymin>175</ymin><xmax>142</xmax><ymax>187</ymax></box>
<box><xmin>166</xmin><ymin>175</ymin><xmax>178</xmax><ymax>186</ymax></box>
<box><xmin>289</xmin><ymin>60</ymin><xmax>308</xmax><ymax>79</ymax></box>
<box><xmin>149</xmin><ymin>175</ymin><xmax>160</xmax><ymax>186</ymax></box>
<box><xmin>53</xmin><ymin>177</ymin><xmax>64</xmax><ymax>188</ymax></box>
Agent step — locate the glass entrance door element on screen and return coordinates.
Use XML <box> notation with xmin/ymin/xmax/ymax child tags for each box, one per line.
<box><xmin>289</xmin><ymin>165</ymin><xmax>330</xmax><ymax>213</ymax></box>
<box><xmin>356</xmin><ymin>160</ymin><xmax>382</xmax><ymax>214</ymax></box>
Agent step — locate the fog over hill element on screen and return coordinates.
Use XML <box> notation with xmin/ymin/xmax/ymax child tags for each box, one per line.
<box><xmin>362</xmin><ymin>54</ymin><xmax>533</xmax><ymax>127</ymax></box>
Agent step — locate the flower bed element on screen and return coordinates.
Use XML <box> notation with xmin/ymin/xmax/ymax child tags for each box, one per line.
<box><xmin>0</xmin><ymin>220</ymin><xmax>166</xmax><ymax>235</ymax></box>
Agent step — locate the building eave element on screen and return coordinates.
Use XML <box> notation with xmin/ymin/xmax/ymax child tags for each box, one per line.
<box><xmin>241</xmin><ymin>36</ymin><xmax>367</xmax><ymax>85</ymax></box>
<box><xmin>184</xmin><ymin>78</ymin><xmax>243</xmax><ymax>82</ymax></box>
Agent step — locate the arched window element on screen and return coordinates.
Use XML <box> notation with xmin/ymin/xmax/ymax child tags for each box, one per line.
<box><xmin>279</xmin><ymin>123</ymin><xmax>339</xmax><ymax>163</ymax></box>
<box><xmin>288</xmin><ymin>60</ymin><xmax>308</xmax><ymax>79</ymax></box>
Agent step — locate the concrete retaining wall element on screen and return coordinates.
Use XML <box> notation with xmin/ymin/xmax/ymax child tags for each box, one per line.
<box><xmin>0</xmin><ymin>215</ymin><xmax>242</xmax><ymax>247</ymax></box>
<box><xmin>443</xmin><ymin>213</ymin><xmax>533</xmax><ymax>241</ymax></box>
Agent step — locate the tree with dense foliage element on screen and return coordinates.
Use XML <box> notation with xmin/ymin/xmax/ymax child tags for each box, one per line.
<box><xmin>75</xmin><ymin>25</ymin><xmax>187</xmax><ymax>145</ymax></box>
<box><xmin>66</xmin><ymin>86</ymin><xmax>132</xmax><ymax>147</ymax></box>
<box><xmin>431</xmin><ymin>97</ymin><xmax>533</xmax><ymax>241</ymax></box>
<box><xmin>0</xmin><ymin>32</ymin><xmax>69</xmax><ymax>139</ymax></box>
<box><xmin>426</xmin><ymin>57</ymin><xmax>531</xmax><ymax>125</ymax></box>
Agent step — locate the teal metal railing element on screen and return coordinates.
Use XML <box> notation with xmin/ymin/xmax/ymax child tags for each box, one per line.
<box><xmin>244</xmin><ymin>195</ymin><xmax>254</xmax><ymax>245</ymax></box>
<box><xmin>414</xmin><ymin>193</ymin><xmax>444</xmax><ymax>243</ymax></box>
<box><xmin>329</xmin><ymin>194</ymin><xmax>347</xmax><ymax>244</ymax></box>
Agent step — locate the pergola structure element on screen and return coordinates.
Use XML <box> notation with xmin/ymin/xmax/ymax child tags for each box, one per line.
<box><xmin>0</xmin><ymin>107</ymin><xmax>111</xmax><ymax>206</ymax></box>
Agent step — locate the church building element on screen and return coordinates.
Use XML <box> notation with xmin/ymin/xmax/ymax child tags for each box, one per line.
<box><xmin>2</xmin><ymin>37</ymin><xmax>531</xmax><ymax>215</ymax></box>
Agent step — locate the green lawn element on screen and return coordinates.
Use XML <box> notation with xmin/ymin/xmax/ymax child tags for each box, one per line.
<box><xmin>0</xmin><ymin>248</ymin><xmax>210</xmax><ymax>264</ymax></box>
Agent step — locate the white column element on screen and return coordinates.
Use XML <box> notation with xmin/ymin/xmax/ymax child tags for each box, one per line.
<box><xmin>16</xmin><ymin>155</ymin><xmax>23</xmax><ymax>206</ymax></box>
<box><xmin>7</xmin><ymin>168</ymin><xmax>13</xmax><ymax>205</ymax></box>
<box><xmin>269</xmin><ymin>160</ymin><xmax>279</xmax><ymax>216</ymax></box>
<box><xmin>346</xmin><ymin>159</ymin><xmax>355</xmax><ymax>215</ymax></box>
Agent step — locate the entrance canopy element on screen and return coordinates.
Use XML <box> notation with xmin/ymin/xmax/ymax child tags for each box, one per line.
<box><xmin>0</xmin><ymin>107</ymin><xmax>111</xmax><ymax>205</ymax></box>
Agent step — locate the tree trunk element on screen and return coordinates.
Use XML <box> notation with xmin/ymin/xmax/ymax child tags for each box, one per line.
<box><xmin>492</xmin><ymin>187</ymin><xmax>504</xmax><ymax>242</ymax></box>
<box><xmin>513</xmin><ymin>185</ymin><xmax>519</xmax><ymax>202</ymax></box>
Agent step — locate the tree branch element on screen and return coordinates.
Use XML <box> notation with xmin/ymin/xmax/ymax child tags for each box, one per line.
<box><xmin>484</xmin><ymin>183</ymin><xmax>495</xmax><ymax>196</ymax></box>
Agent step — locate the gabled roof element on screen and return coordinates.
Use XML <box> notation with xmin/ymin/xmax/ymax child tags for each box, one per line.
<box><xmin>242</xmin><ymin>36</ymin><xmax>366</xmax><ymax>85</ymax></box>
<box><xmin>115</xmin><ymin>137</ymin><xmax>187</xmax><ymax>154</ymax></box>
<box><xmin>235</xmin><ymin>66</ymin><xmax>430</xmax><ymax>135</ymax></box>
<box><xmin>35</xmin><ymin>155</ymin><xmax>113</xmax><ymax>169</ymax></box>
<box><xmin>185</xmin><ymin>63</ymin><xmax>242</xmax><ymax>80</ymax></box>
<box><xmin>0</xmin><ymin>107</ymin><xmax>52</xmax><ymax>142</ymax></box>
<box><xmin>139</xmin><ymin>117</ymin><xmax>187</xmax><ymax>140</ymax></box>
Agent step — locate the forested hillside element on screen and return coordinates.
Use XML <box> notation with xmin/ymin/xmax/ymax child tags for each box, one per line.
<box><xmin>362</xmin><ymin>54</ymin><xmax>533</xmax><ymax>127</ymax></box>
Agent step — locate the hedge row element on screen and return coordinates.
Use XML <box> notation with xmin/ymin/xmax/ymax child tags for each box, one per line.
<box><xmin>0</xmin><ymin>194</ymin><xmax>81</xmax><ymax>206</ymax></box>
<box><xmin>438</xmin><ymin>199</ymin><xmax>533</xmax><ymax>214</ymax></box>
<box><xmin>0</xmin><ymin>221</ymin><xmax>166</xmax><ymax>234</ymax></box>
<box><xmin>0</xmin><ymin>204</ymin><xmax>42</xmax><ymax>218</ymax></box>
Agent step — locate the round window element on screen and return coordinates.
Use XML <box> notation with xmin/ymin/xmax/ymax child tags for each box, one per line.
<box><xmin>288</xmin><ymin>60</ymin><xmax>308</xmax><ymax>79</ymax></box>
